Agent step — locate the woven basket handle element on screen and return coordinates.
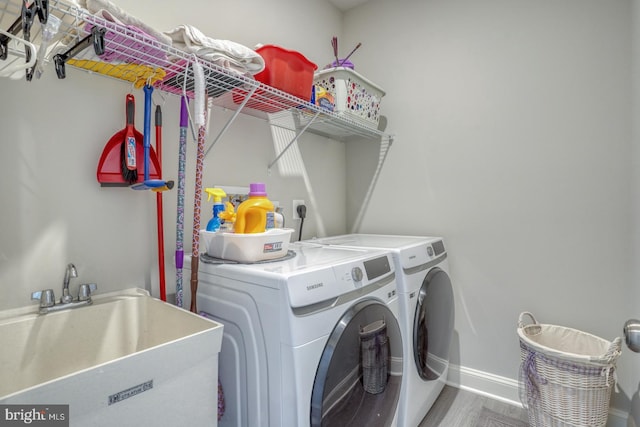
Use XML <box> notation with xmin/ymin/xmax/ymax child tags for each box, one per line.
<box><xmin>518</xmin><ymin>311</ymin><xmax>538</xmax><ymax>329</ymax></box>
<box><xmin>605</xmin><ymin>337</ymin><xmax>623</xmax><ymax>361</ymax></box>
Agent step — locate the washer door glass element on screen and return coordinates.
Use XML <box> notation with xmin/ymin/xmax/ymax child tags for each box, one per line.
<box><xmin>413</xmin><ymin>267</ymin><xmax>454</xmax><ymax>381</ymax></box>
<box><xmin>310</xmin><ymin>299</ymin><xmax>402</xmax><ymax>427</ymax></box>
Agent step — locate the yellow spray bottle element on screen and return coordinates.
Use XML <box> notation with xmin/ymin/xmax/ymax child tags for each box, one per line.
<box><xmin>218</xmin><ymin>201</ymin><xmax>237</xmax><ymax>231</ymax></box>
<box><xmin>204</xmin><ymin>188</ymin><xmax>227</xmax><ymax>232</ymax></box>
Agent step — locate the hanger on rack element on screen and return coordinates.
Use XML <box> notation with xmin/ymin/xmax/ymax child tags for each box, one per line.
<box><xmin>53</xmin><ymin>26</ymin><xmax>106</xmax><ymax>79</ymax></box>
<box><xmin>33</xmin><ymin>0</ymin><xmax>49</xmax><ymax>24</ymax></box>
<box><xmin>0</xmin><ymin>0</ymin><xmax>48</xmax><ymax>80</ymax></box>
<box><xmin>0</xmin><ymin>28</ymin><xmax>36</xmax><ymax>78</ymax></box>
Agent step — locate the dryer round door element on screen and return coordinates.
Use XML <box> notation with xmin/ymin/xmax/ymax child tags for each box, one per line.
<box><xmin>310</xmin><ymin>299</ymin><xmax>402</xmax><ymax>427</ymax></box>
<box><xmin>413</xmin><ymin>267</ymin><xmax>454</xmax><ymax>381</ymax></box>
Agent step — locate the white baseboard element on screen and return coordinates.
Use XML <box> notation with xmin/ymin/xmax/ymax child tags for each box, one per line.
<box><xmin>446</xmin><ymin>363</ymin><xmax>522</xmax><ymax>407</ymax></box>
<box><xmin>446</xmin><ymin>363</ymin><xmax>628</xmax><ymax>427</ymax></box>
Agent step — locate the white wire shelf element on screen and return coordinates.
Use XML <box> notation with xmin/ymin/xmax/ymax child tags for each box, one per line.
<box><xmin>0</xmin><ymin>0</ymin><xmax>393</xmax><ymax>144</ymax></box>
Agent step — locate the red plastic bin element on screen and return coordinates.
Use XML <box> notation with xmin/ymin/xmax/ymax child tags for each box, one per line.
<box><xmin>232</xmin><ymin>45</ymin><xmax>317</xmax><ymax>113</ymax></box>
<box><xmin>254</xmin><ymin>45</ymin><xmax>318</xmax><ymax>100</ymax></box>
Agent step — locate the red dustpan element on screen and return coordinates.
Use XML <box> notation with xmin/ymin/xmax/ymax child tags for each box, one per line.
<box><xmin>97</xmin><ymin>94</ymin><xmax>161</xmax><ymax>187</ymax></box>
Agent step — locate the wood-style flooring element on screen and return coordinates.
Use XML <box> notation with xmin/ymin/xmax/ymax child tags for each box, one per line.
<box><xmin>419</xmin><ymin>385</ymin><xmax>529</xmax><ymax>426</ymax></box>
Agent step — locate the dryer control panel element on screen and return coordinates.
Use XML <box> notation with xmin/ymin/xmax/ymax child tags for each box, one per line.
<box><xmin>399</xmin><ymin>239</ymin><xmax>445</xmax><ymax>270</ymax></box>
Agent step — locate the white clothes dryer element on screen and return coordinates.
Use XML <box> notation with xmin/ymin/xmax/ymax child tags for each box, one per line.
<box><xmin>308</xmin><ymin>235</ymin><xmax>455</xmax><ymax>427</ymax></box>
<box><xmin>183</xmin><ymin>241</ymin><xmax>404</xmax><ymax>427</ymax></box>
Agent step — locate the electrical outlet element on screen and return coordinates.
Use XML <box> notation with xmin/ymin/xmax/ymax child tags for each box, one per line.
<box><xmin>293</xmin><ymin>200</ymin><xmax>305</xmax><ymax>219</ymax></box>
<box><xmin>213</xmin><ymin>185</ymin><xmax>248</xmax><ymax>207</ymax></box>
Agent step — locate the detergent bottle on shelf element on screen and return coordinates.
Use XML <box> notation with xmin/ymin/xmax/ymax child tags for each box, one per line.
<box><xmin>234</xmin><ymin>183</ymin><xmax>275</xmax><ymax>234</ymax></box>
<box><xmin>204</xmin><ymin>188</ymin><xmax>227</xmax><ymax>232</ymax></box>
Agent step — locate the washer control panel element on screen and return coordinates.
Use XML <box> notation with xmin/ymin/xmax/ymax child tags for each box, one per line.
<box><xmin>287</xmin><ymin>253</ymin><xmax>394</xmax><ymax>308</ymax></box>
<box><xmin>351</xmin><ymin>266</ymin><xmax>363</xmax><ymax>282</ymax></box>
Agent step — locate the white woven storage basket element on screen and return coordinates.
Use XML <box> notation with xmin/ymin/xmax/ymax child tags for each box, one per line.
<box><xmin>517</xmin><ymin>312</ymin><xmax>622</xmax><ymax>427</ymax></box>
<box><xmin>313</xmin><ymin>67</ymin><xmax>385</xmax><ymax>128</ymax></box>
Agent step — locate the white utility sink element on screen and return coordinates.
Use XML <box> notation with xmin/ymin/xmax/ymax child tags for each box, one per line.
<box><xmin>0</xmin><ymin>288</ymin><xmax>223</xmax><ymax>426</ymax></box>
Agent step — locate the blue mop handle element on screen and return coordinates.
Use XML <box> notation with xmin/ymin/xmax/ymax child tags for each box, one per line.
<box><xmin>143</xmin><ymin>84</ymin><xmax>153</xmax><ymax>182</ymax></box>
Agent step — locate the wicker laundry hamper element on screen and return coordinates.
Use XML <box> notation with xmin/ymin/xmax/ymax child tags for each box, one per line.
<box><xmin>517</xmin><ymin>312</ymin><xmax>622</xmax><ymax>427</ymax></box>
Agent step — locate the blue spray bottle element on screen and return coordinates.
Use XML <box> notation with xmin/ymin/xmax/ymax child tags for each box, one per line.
<box><xmin>204</xmin><ymin>188</ymin><xmax>227</xmax><ymax>232</ymax></box>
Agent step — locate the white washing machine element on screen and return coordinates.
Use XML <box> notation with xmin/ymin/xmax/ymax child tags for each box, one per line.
<box><xmin>308</xmin><ymin>234</ymin><xmax>455</xmax><ymax>427</ymax></box>
<box><xmin>183</xmin><ymin>241</ymin><xmax>403</xmax><ymax>427</ymax></box>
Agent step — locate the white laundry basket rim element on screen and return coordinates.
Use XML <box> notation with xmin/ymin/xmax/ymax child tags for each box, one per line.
<box><xmin>517</xmin><ymin>312</ymin><xmax>621</xmax><ymax>366</ymax></box>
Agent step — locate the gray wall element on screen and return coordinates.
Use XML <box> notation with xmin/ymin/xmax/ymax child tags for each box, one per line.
<box><xmin>343</xmin><ymin>0</ymin><xmax>636</xmax><ymax>418</ymax></box>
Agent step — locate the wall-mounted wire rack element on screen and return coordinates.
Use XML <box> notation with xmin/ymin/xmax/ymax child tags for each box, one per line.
<box><xmin>0</xmin><ymin>0</ymin><xmax>393</xmax><ymax>148</ymax></box>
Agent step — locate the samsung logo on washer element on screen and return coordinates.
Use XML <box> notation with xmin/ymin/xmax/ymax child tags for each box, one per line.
<box><xmin>307</xmin><ymin>282</ymin><xmax>324</xmax><ymax>291</ymax></box>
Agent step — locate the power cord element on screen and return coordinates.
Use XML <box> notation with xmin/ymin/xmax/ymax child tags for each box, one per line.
<box><xmin>297</xmin><ymin>204</ymin><xmax>306</xmax><ymax>241</ymax></box>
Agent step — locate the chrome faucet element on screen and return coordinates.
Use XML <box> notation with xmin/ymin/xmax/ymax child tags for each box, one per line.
<box><xmin>31</xmin><ymin>263</ymin><xmax>98</xmax><ymax>314</ymax></box>
<box><xmin>61</xmin><ymin>263</ymin><xmax>77</xmax><ymax>304</ymax></box>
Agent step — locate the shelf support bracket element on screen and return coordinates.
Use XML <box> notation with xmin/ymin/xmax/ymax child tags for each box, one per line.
<box><xmin>267</xmin><ymin>110</ymin><xmax>320</xmax><ymax>173</ymax></box>
<box><xmin>53</xmin><ymin>26</ymin><xmax>105</xmax><ymax>79</ymax></box>
<box><xmin>204</xmin><ymin>84</ymin><xmax>259</xmax><ymax>158</ymax></box>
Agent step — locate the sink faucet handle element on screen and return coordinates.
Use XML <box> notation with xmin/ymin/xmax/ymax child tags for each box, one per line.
<box><xmin>31</xmin><ymin>289</ymin><xmax>55</xmax><ymax>308</ymax></box>
<box><xmin>78</xmin><ymin>283</ymin><xmax>97</xmax><ymax>301</ymax></box>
